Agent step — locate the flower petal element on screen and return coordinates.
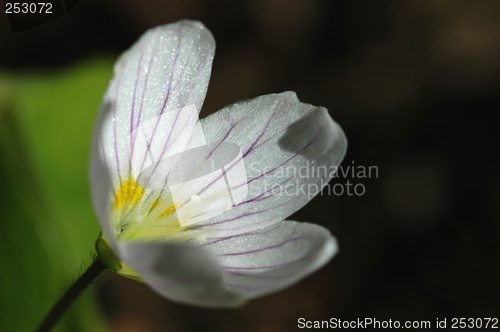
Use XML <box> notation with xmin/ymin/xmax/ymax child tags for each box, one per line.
<box><xmin>99</xmin><ymin>20</ymin><xmax>215</xmax><ymax>186</ymax></box>
<box><xmin>90</xmin><ymin>101</ymin><xmax>115</xmax><ymax>245</ymax></box>
<box><xmin>115</xmin><ymin>241</ymin><xmax>245</xmax><ymax>307</ymax></box>
<box><xmin>194</xmin><ymin>92</ymin><xmax>347</xmax><ymax>236</ymax></box>
<box><xmin>201</xmin><ymin>220</ymin><xmax>337</xmax><ymax>299</ymax></box>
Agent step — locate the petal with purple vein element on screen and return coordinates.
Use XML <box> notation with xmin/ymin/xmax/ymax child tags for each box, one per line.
<box><xmin>202</xmin><ymin>220</ymin><xmax>337</xmax><ymax>299</ymax></box>
<box><xmin>98</xmin><ymin>20</ymin><xmax>215</xmax><ymax>187</ymax></box>
<box><xmin>195</xmin><ymin>92</ymin><xmax>346</xmax><ymax>236</ymax></box>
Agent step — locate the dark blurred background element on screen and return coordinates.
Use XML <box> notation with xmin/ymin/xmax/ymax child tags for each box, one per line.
<box><xmin>1</xmin><ymin>0</ymin><xmax>499</xmax><ymax>331</ymax></box>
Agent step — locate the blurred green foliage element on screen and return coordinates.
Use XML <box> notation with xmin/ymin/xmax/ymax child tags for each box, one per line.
<box><xmin>0</xmin><ymin>57</ymin><xmax>115</xmax><ymax>332</ymax></box>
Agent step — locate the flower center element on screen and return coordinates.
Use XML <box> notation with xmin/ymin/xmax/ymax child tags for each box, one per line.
<box><xmin>112</xmin><ymin>176</ymin><xmax>208</xmax><ymax>243</ymax></box>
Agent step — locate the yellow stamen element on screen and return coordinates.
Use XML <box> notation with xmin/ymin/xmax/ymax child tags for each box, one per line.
<box><xmin>152</xmin><ymin>199</ymin><xmax>177</xmax><ymax>219</ymax></box>
<box><xmin>113</xmin><ymin>176</ymin><xmax>145</xmax><ymax>211</ymax></box>
<box><xmin>112</xmin><ymin>176</ymin><xmax>209</xmax><ymax>243</ymax></box>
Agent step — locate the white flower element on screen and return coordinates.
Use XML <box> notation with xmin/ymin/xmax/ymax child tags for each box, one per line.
<box><xmin>90</xmin><ymin>20</ymin><xmax>347</xmax><ymax>307</ymax></box>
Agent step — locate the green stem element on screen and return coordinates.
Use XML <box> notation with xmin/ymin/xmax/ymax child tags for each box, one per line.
<box><xmin>36</xmin><ymin>259</ymin><xmax>109</xmax><ymax>332</ymax></box>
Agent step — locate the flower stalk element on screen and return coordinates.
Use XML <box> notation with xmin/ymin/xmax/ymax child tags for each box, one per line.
<box><xmin>35</xmin><ymin>259</ymin><xmax>109</xmax><ymax>332</ymax></box>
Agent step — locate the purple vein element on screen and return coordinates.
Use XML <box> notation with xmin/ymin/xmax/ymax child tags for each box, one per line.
<box><xmin>129</xmin><ymin>48</ymin><xmax>145</xmax><ymax>166</ymax></box>
<box><xmin>160</xmin><ymin>30</ymin><xmax>183</xmax><ymax>115</ymax></box>
<box><xmin>135</xmin><ymin>29</ymin><xmax>214</xmax><ymax>190</ymax></box>
<box><xmin>197</xmin><ymin>223</ymin><xmax>283</xmax><ymax>247</ymax></box>
<box><xmin>195</xmin><ymin>103</ymin><xmax>281</xmax><ymax>197</ymax></box>
<box><xmin>127</xmin><ymin>41</ymin><xmax>161</xmax><ymax>207</ymax></box>
<box><xmin>222</xmin><ymin>255</ymin><xmax>311</xmax><ymax>270</ymax></box>
<box><xmin>202</xmin><ymin>195</ymin><xmax>300</xmax><ymax>228</ymax></box>
<box><xmin>138</xmin><ymin>108</ymin><xmax>194</xmax><ymax>190</ymax></box>
<box><xmin>235</xmin><ymin>122</ymin><xmax>325</xmax><ymax>192</ymax></box>
<box><xmin>242</xmin><ymin>101</ymin><xmax>282</xmax><ymax>158</ymax></box>
<box><xmin>200</xmin><ymin>217</ymin><xmax>278</xmax><ymax>235</ymax></box>
<box><xmin>130</xmin><ymin>44</ymin><xmax>157</xmax><ymax>163</ymax></box>
<box><xmin>249</xmin><ymin>126</ymin><xmax>287</xmax><ymax>151</ymax></box>
<box><xmin>145</xmin><ymin>53</ymin><xmax>211</xmax><ymax>185</ymax></box>
<box><xmin>220</xmin><ymin>236</ymin><xmax>302</xmax><ymax>256</ymax></box>
<box><xmin>170</xmin><ymin>119</ymin><xmax>242</xmax><ymax>195</ymax></box>
<box><xmin>112</xmin><ymin>71</ymin><xmax>125</xmax><ymax>186</ymax></box>
<box><xmin>189</xmin><ymin>125</ymin><xmax>324</xmax><ymax>229</ymax></box>
<box><xmin>205</xmin><ymin>122</ymin><xmax>237</xmax><ymax>160</ymax></box>
<box><xmin>152</xmin><ymin>53</ymin><xmax>207</xmax><ymax>169</ymax></box>
<box><xmin>136</xmin><ymin>29</ymin><xmax>183</xmax><ymax>180</ymax></box>
<box><xmin>162</xmin><ymin>111</ymin><xmax>247</xmax><ymax>195</ymax></box>
<box><xmin>236</xmin><ymin>176</ymin><xmax>295</xmax><ymax>206</ymax></box>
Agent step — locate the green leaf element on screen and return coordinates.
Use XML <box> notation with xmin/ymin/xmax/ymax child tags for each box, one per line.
<box><xmin>0</xmin><ymin>57</ymin><xmax>115</xmax><ymax>332</ymax></box>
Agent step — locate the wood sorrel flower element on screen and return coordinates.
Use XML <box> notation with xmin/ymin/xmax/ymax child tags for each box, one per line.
<box><xmin>90</xmin><ymin>20</ymin><xmax>347</xmax><ymax>307</ymax></box>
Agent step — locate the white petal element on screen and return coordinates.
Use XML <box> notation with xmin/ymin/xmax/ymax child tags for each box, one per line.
<box><xmin>194</xmin><ymin>92</ymin><xmax>347</xmax><ymax>236</ymax></box>
<box><xmin>99</xmin><ymin>20</ymin><xmax>215</xmax><ymax>186</ymax></box>
<box><xmin>89</xmin><ymin>101</ymin><xmax>115</xmax><ymax>246</ymax></box>
<box><xmin>200</xmin><ymin>220</ymin><xmax>337</xmax><ymax>299</ymax></box>
<box><xmin>115</xmin><ymin>241</ymin><xmax>245</xmax><ymax>307</ymax></box>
